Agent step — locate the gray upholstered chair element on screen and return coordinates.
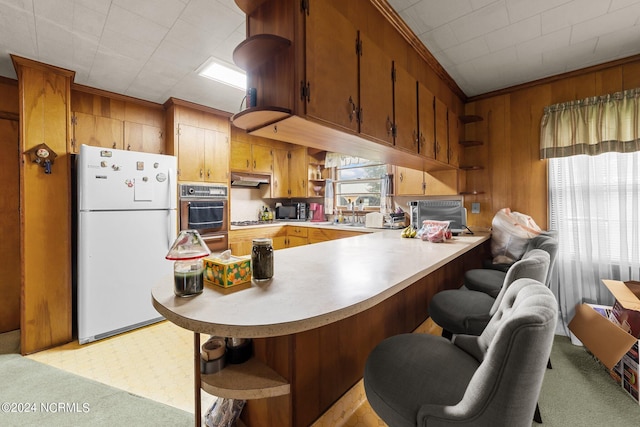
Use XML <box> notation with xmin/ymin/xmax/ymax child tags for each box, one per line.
<box><xmin>427</xmin><ymin>249</ymin><xmax>550</xmax><ymax>337</ymax></box>
<box><xmin>364</xmin><ymin>279</ymin><xmax>557</xmax><ymax>427</ymax></box>
<box><xmin>465</xmin><ymin>233</ymin><xmax>558</xmax><ymax>298</ymax></box>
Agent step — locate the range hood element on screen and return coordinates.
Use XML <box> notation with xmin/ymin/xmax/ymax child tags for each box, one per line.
<box><xmin>230</xmin><ymin>172</ymin><xmax>270</xmax><ymax>187</ymax></box>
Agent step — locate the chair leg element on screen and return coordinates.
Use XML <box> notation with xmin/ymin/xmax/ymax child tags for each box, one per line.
<box><xmin>441</xmin><ymin>329</ymin><xmax>453</xmax><ymax>340</ymax></box>
<box><xmin>547</xmin><ymin>358</ymin><xmax>552</xmax><ymax>369</ymax></box>
<box><xmin>533</xmin><ymin>403</ymin><xmax>542</xmax><ymax>423</ymax></box>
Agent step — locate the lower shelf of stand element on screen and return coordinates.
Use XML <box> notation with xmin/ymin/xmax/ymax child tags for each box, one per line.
<box><xmin>201</xmin><ymin>357</ymin><xmax>290</xmax><ymax>400</ymax></box>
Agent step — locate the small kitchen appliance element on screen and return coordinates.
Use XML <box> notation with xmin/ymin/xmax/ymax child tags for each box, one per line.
<box><xmin>275</xmin><ymin>202</ymin><xmax>307</xmax><ymax>220</ymax></box>
<box><xmin>309</xmin><ymin>203</ymin><xmax>325</xmax><ymax>222</ymax></box>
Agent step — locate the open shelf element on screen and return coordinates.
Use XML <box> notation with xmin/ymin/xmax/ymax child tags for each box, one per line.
<box><xmin>233</xmin><ymin>34</ymin><xmax>291</xmax><ymax>72</ymax></box>
<box><xmin>231</xmin><ymin>106</ymin><xmax>291</xmax><ymax>132</ymax></box>
<box><xmin>459</xmin><ymin>165</ymin><xmax>484</xmax><ymax>171</ymax></box>
<box><xmin>201</xmin><ymin>357</ymin><xmax>290</xmax><ymax>400</ymax></box>
<box><xmin>234</xmin><ymin>0</ymin><xmax>268</xmax><ymax>15</ymax></box>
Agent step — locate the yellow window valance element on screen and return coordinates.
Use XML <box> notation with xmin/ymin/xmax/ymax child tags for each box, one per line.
<box><xmin>540</xmin><ymin>88</ymin><xmax>640</xmax><ymax>159</ymax></box>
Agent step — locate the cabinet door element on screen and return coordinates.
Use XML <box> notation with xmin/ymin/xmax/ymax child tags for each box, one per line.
<box><xmin>177</xmin><ymin>124</ymin><xmax>205</xmax><ymax>181</ymax></box>
<box><xmin>272</xmin><ymin>148</ymin><xmax>289</xmax><ymax>198</ymax></box>
<box><xmin>395</xmin><ymin>166</ymin><xmax>424</xmax><ymax>195</ymax></box>
<box><xmin>124</xmin><ymin>121</ymin><xmax>164</xmax><ymax>154</ymax></box>
<box><xmin>434</xmin><ymin>97</ymin><xmax>449</xmax><ymax>163</ymax></box>
<box><xmin>448</xmin><ymin>113</ymin><xmax>460</xmax><ymax>167</ymax></box>
<box><xmin>205</xmin><ymin>130</ymin><xmax>229</xmax><ymax>183</ymax></box>
<box><xmin>287</xmin><ymin>236</ymin><xmax>307</xmax><ymax>248</ymax></box>
<box><xmin>230</xmin><ymin>140</ymin><xmax>252</xmax><ymax>171</ymax></box>
<box><xmin>73</xmin><ymin>112</ymin><xmax>123</xmax><ymax>153</ymax></box>
<box><xmin>288</xmin><ymin>147</ymin><xmax>307</xmax><ymax>198</ymax></box>
<box><xmin>306</xmin><ymin>0</ymin><xmax>358</xmax><ymax>133</ymax></box>
<box><xmin>272</xmin><ymin>236</ymin><xmax>287</xmax><ymax>250</ymax></box>
<box><xmin>393</xmin><ymin>63</ymin><xmax>418</xmax><ymax>153</ymax></box>
<box><xmin>252</xmin><ymin>144</ymin><xmax>273</xmax><ymax>173</ymax></box>
<box><xmin>230</xmin><ymin>240</ymin><xmax>253</xmax><ymax>257</ymax></box>
<box><xmin>418</xmin><ymin>82</ymin><xmax>435</xmax><ymax>159</ymax></box>
<box><xmin>359</xmin><ymin>34</ymin><xmax>393</xmax><ymax>145</ymax></box>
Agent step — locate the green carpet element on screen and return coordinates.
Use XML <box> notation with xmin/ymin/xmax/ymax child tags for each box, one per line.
<box><xmin>538</xmin><ymin>335</ymin><xmax>640</xmax><ymax>426</ymax></box>
<box><xmin>0</xmin><ymin>354</ymin><xmax>192</xmax><ymax>427</ymax></box>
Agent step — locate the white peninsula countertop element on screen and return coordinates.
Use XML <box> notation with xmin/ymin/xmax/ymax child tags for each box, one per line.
<box><xmin>152</xmin><ymin>230</ymin><xmax>489</xmax><ymax>338</ymax></box>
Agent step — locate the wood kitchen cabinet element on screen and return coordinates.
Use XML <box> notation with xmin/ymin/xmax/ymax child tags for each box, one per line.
<box><xmin>305</xmin><ymin>1</ymin><xmax>359</xmax><ymax>134</ymax></box>
<box><xmin>71</xmin><ymin>111</ymin><xmax>123</xmax><ymax>153</ymax></box>
<box><xmin>448</xmin><ymin>112</ymin><xmax>460</xmax><ymax>168</ymax></box>
<box><xmin>229</xmin><ymin>225</ymin><xmax>307</xmax><ymax>256</ymax></box>
<box><xmin>271</xmin><ymin>147</ymin><xmax>307</xmax><ymax>199</ymax></box>
<box><xmin>359</xmin><ymin>33</ymin><xmax>394</xmax><ymax>145</ymax></box>
<box><xmin>124</xmin><ymin>121</ymin><xmax>164</xmax><ymax>154</ymax></box>
<box><xmin>177</xmin><ymin>124</ymin><xmax>229</xmax><ymax>183</ymax></box>
<box><xmin>435</xmin><ymin>97</ymin><xmax>449</xmax><ymax>164</ymax></box>
<box><xmin>393</xmin><ymin>63</ymin><xmax>419</xmax><ymax>154</ymax></box>
<box><xmin>394</xmin><ymin>166</ymin><xmax>424</xmax><ymax>196</ymax></box>
<box><xmin>230</xmin><ymin>139</ymin><xmax>273</xmax><ymax>174</ymax></box>
<box><xmin>418</xmin><ymin>82</ymin><xmax>435</xmax><ymax>159</ymax></box>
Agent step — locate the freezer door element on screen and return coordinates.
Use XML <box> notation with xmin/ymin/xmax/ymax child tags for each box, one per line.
<box><xmin>77</xmin><ymin>209</ymin><xmax>177</xmax><ymax>344</ymax></box>
<box><xmin>78</xmin><ymin>144</ymin><xmax>177</xmax><ymax>211</ymax></box>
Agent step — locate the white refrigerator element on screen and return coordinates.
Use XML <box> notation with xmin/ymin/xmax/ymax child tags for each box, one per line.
<box><xmin>77</xmin><ymin>144</ymin><xmax>177</xmax><ymax>344</ymax></box>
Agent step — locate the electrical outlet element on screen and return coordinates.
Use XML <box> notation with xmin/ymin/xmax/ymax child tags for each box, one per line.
<box><xmin>471</xmin><ymin>202</ymin><xmax>480</xmax><ymax>214</ymax></box>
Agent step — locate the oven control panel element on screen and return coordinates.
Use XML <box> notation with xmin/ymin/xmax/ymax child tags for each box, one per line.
<box><xmin>179</xmin><ymin>184</ymin><xmax>228</xmax><ymax>199</ymax></box>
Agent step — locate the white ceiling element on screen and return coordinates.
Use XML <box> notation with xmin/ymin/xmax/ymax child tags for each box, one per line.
<box><xmin>1</xmin><ymin>0</ymin><xmax>639</xmax><ymax>115</ymax></box>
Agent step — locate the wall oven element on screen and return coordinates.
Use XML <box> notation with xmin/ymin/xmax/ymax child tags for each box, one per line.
<box><xmin>178</xmin><ymin>183</ymin><xmax>228</xmax><ymax>253</ymax></box>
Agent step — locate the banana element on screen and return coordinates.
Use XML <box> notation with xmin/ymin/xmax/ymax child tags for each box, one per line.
<box><xmin>401</xmin><ymin>226</ymin><xmax>416</xmax><ymax>238</ymax></box>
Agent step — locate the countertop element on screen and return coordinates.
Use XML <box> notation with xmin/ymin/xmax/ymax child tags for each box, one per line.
<box><xmin>152</xmin><ymin>230</ymin><xmax>489</xmax><ymax>338</ymax></box>
<box><xmin>229</xmin><ymin>220</ymin><xmax>391</xmax><ymax>232</ymax></box>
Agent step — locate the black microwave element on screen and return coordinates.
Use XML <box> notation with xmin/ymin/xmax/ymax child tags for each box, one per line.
<box><xmin>275</xmin><ymin>203</ymin><xmax>307</xmax><ymax>220</ymax></box>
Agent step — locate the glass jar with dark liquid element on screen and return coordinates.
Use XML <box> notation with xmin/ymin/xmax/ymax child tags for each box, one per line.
<box><xmin>251</xmin><ymin>238</ymin><xmax>273</xmax><ymax>281</ymax></box>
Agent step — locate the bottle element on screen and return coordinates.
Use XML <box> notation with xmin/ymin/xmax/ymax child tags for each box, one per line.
<box><xmin>252</xmin><ymin>238</ymin><xmax>273</xmax><ymax>281</ymax></box>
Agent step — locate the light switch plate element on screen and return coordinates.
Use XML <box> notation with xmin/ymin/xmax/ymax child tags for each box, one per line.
<box><xmin>471</xmin><ymin>202</ymin><xmax>480</xmax><ymax>214</ymax></box>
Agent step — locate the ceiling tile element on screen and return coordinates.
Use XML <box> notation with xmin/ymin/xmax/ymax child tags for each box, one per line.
<box><xmin>103</xmin><ymin>4</ymin><xmax>169</xmax><ymax>47</ymax></box>
<box><xmin>505</xmin><ymin>0</ymin><xmax>572</xmax><ymax>23</ymax></box>
<box><xmin>450</xmin><ymin>1</ymin><xmax>510</xmax><ymax>43</ymax></box>
<box><xmin>570</xmin><ymin>3</ymin><xmax>640</xmax><ymax>45</ymax></box>
<box><xmin>484</xmin><ymin>14</ymin><xmax>540</xmax><ymax>52</ymax></box>
<box><xmin>113</xmin><ymin>0</ymin><xmax>185</xmax><ymax>28</ymax></box>
<box><xmin>541</xmin><ymin>0</ymin><xmax>610</xmax><ymax>35</ymax></box>
<box><xmin>441</xmin><ymin>37</ymin><xmax>490</xmax><ymax>65</ymax></box>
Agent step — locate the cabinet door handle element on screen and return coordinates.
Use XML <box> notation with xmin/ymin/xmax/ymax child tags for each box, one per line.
<box><xmin>246</xmin><ymin>159</ymin><xmax>249</xmax><ymax>168</ymax></box>
<box><xmin>207</xmin><ymin>169</ymin><xmax>211</xmax><ymax>178</ymax></box>
<box><xmin>400</xmin><ymin>172</ymin><xmax>404</xmax><ymax>182</ymax></box>
<box><xmin>253</xmin><ymin>160</ymin><xmax>256</xmax><ymax>169</ymax></box>
<box><xmin>348</xmin><ymin>96</ymin><xmax>356</xmax><ymax>122</ymax></box>
<box><xmin>112</xmin><ymin>142</ymin><xmax>117</xmax><ymax>148</ymax></box>
<box><xmin>386</xmin><ymin>116</ymin><xmax>393</xmax><ymax>136</ymax></box>
<box><xmin>200</xmin><ymin>169</ymin><xmax>203</xmax><ymax>177</ymax></box>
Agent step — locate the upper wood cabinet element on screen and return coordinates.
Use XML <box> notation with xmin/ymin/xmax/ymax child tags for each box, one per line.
<box><xmin>395</xmin><ymin>166</ymin><xmax>424</xmax><ymax>196</ymax></box>
<box><xmin>417</xmin><ymin>82</ymin><xmax>435</xmax><ymax>159</ymax></box>
<box><xmin>71</xmin><ymin>112</ymin><xmax>123</xmax><ymax>153</ymax></box>
<box><xmin>231</xmin><ymin>140</ymin><xmax>273</xmax><ymax>174</ymax></box>
<box><xmin>271</xmin><ymin>147</ymin><xmax>289</xmax><ymax>198</ymax></box>
<box><xmin>288</xmin><ymin>146</ymin><xmax>307</xmax><ymax>198</ymax></box>
<box><xmin>305</xmin><ymin>1</ymin><xmax>358</xmax><ymax>134</ymax></box>
<box><xmin>359</xmin><ymin>33</ymin><xmax>394</xmax><ymax>145</ymax></box>
<box><xmin>124</xmin><ymin>121</ymin><xmax>164</xmax><ymax>154</ymax></box>
<box><xmin>230</xmin><ymin>0</ymin><xmax>464</xmax><ymax>173</ymax></box>
<box><xmin>393</xmin><ymin>63</ymin><xmax>419</xmax><ymax>154</ymax></box>
<box><xmin>177</xmin><ymin>124</ymin><xmax>229</xmax><ymax>183</ymax></box>
<box><xmin>448</xmin><ymin>112</ymin><xmax>460</xmax><ymax>168</ymax></box>
<box><xmin>434</xmin><ymin>97</ymin><xmax>449</xmax><ymax>164</ymax></box>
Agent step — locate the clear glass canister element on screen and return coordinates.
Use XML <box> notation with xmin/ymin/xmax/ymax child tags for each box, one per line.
<box><xmin>251</xmin><ymin>238</ymin><xmax>273</xmax><ymax>281</ymax></box>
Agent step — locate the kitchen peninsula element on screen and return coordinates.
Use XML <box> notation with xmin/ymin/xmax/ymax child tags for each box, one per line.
<box><xmin>152</xmin><ymin>229</ymin><xmax>490</xmax><ymax>427</ymax></box>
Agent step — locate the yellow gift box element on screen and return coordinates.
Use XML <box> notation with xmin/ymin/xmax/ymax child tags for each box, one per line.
<box><xmin>204</xmin><ymin>255</ymin><xmax>252</xmax><ymax>288</ymax></box>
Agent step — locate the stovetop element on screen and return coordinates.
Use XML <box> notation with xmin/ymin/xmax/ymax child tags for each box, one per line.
<box><xmin>231</xmin><ymin>220</ymin><xmax>280</xmax><ymax>226</ymax></box>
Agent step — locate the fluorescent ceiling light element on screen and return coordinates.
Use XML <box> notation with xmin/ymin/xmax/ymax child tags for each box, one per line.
<box><xmin>198</xmin><ymin>59</ymin><xmax>246</xmax><ymax>90</ymax></box>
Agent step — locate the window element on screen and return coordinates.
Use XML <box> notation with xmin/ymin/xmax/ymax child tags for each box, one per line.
<box><xmin>334</xmin><ymin>156</ymin><xmax>387</xmax><ymax>208</ymax></box>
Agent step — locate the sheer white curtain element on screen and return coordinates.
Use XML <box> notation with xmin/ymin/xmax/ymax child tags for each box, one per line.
<box><xmin>548</xmin><ymin>152</ymin><xmax>640</xmax><ymax>340</ymax></box>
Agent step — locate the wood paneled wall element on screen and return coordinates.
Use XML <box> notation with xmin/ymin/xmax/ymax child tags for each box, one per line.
<box><xmin>13</xmin><ymin>57</ymin><xmax>74</xmax><ymax>354</ymax></box>
<box><xmin>463</xmin><ymin>56</ymin><xmax>640</xmax><ymax>230</ymax></box>
<box><xmin>0</xmin><ymin>77</ymin><xmax>20</xmax><ymax>334</ymax></box>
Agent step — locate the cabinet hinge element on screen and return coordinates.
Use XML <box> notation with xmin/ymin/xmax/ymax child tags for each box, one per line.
<box><xmin>71</xmin><ymin>138</ymin><xmax>76</xmax><ymax>148</ymax></box>
<box><xmin>70</xmin><ymin>114</ymin><xmax>77</xmax><ymax>126</ymax></box>
<box><xmin>176</xmin><ymin>125</ymin><xmax>181</xmax><ymax>136</ymax></box>
<box><xmin>300</xmin><ymin>81</ymin><xmax>310</xmax><ymax>102</ymax></box>
<box><xmin>392</xmin><ymin>123</ymin><xmax>398</xmax><ymax>138</ymax></box>
<box><xmin>301</xmin><ymin>0</ymin><xmax>309</xmax><ymax>15</ymax></box>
